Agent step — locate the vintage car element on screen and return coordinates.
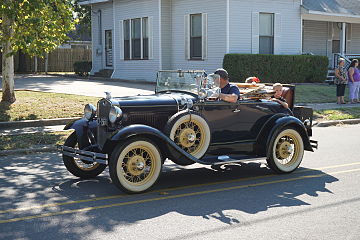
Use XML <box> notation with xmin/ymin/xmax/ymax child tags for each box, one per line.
<box><xmin>60</xmin><ymin>70</ymin><xmax>318</xmax><ymax>193</ymax></box>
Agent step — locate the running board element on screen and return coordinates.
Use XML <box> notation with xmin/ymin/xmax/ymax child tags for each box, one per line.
<box><xmin>200</xmin><ymin>155</ymin><xmax>266</xmax><ymax>166</ymax></box>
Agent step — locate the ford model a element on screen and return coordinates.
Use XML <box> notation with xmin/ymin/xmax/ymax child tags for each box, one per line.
<box><xmin>61</xmin><ymin>70</ymin><xmax>318</xmax><ymax>193</ymax></box>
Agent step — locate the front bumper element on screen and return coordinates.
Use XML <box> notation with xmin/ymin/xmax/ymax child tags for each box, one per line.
<box><xmin>60</xmin><ymin>145</ymin><xmax>108</xmax><ymax>165</ymax></box>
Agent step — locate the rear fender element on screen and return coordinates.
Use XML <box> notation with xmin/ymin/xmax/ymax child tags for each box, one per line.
<box><xmin>103</xmin><ymin>124</ymin><xmax>198</xmax><ymax>166</ymax></box>
<box><xmin>256</xmin><ymin>115</ymin><xmax>313</xmax><ymax>155</ymax></box>
<box><xmin>64</xmin><ymin>118</ymin><xmax>98</xmax><ymax>149</ymax></box>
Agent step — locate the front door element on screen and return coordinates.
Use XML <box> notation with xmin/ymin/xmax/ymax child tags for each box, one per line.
<box><xmin>105</xmin><ymin>30</ymin><xmax>113</xmax><ymax>67</ymax></box>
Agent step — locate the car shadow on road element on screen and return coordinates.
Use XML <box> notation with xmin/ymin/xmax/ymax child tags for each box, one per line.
<box><xmin>0</xmin><ymin>155</ymin><xmax>339</xmax><ymax>240</ymax></box>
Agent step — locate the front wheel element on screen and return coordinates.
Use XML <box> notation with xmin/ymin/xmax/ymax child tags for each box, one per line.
<box><xmin>62</xmin><ymin>132</ymin><xmax>107</xmax><ymax>178</ymax></box>
<box><xmin>109</xmin><ymin>137</ymin><xmax>163</xmax><ymax>193</ymax></box>
<box><xmin>266</xmin><ymin>128</ymin><xmax>304</xmax><ymax>173</ymax></box>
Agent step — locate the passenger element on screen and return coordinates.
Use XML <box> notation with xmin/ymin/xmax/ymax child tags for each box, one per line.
<box><xmin>214</xmin><ymin>68</ymin><xmax>240</xmax><ymax>103</ymax></box>
<box><xmin>271</xmin><ymin>83</ymin><xmax>289</xmax><ymax>109</ymax></box>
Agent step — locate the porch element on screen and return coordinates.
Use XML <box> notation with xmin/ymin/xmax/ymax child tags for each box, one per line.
<box><xmin>301</xmin><ymin>0</ymin><xmax>360</xmax><ymax>69</ymax></box>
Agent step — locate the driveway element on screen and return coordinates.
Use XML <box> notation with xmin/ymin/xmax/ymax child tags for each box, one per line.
<box><xmin>0</xmin><ymin>74</ymin><xmax>154</xmax><ymax>97</ymax></box>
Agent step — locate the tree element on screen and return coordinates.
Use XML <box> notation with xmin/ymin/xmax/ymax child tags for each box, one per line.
<box><xmin>0</xmin><ymin>0</ymin><xmax>76</xmax><ymax>103</ymax></box>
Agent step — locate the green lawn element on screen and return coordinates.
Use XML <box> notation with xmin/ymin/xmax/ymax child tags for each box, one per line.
<box><xmin>0</xmin><ymin>91</ymin><xmax>100</xmax><ymax>122</ymax></box>
<box><xmin>0</xmin><ymin>131</ymin><xmax>72</xmax><ymax>150</ymax></box>
<box><xmin>295</xmin><ymin>84</ymin><xmax>347</xmax><ymax>103</ymax></box>
<box><xmin>314</xmin><ymin>107</ymin><xmax>360</xmax><ymax>121</ymax></box>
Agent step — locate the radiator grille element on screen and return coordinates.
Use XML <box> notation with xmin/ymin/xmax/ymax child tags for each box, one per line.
<box><xmin>97</xmin><ymin>99</ymin><xmax>112</xmax><ymax>148</ymax></box>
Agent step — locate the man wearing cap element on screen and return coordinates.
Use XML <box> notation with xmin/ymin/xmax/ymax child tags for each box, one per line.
<box><xmin>214</xmin><ymin>68</ymin><xmax>240</xmax><ymax>103</ymax></box>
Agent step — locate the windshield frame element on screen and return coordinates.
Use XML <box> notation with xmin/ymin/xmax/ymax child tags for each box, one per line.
<box><xmin>155</xmin><ymin>70</ymin><xmax>206</xmax><ymax>94</ymax></box>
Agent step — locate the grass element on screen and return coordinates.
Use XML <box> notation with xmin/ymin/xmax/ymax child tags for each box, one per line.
<box><xmin>314</xmin><ymin>107</ymin><xmax>360</xmax><ymax>121</ymax></box>
<box><xmin>0</xmin><ymin>131</ymin><xmax>72</xmax><ymax>150</ymax></box>
<box><xmin>295</xmin><ymin>84</ymin><xmax>348</xmax><ymax>103</ymax></box>
<box><xmin>0</xmin><ymin>90</ymin><xmax>100</xmax><ymax>122</ymax></box>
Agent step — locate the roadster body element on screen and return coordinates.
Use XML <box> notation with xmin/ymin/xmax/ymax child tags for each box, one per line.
<box><xmin>60</xmin><ymin>70</ymin><xmax>318</xmax><ymax>193</ymax></box>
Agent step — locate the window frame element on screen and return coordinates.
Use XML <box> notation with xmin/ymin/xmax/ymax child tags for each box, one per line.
<box><xmin>190</xmin><ymin>13</ymin><xmax>202</xmax><ymax>60</ymax></box>
<box><xmin>123</xmin><ymin>16</ymin><xmax>149</xmax><ymax>60</ymax></box>
<box><xmin>259</xmin><ymin>12</ymin><xmax>274</xmax><ymax>55</ymax></box>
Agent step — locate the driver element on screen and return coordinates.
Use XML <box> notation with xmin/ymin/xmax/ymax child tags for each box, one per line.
<box><xmin>214</xmin><ymin>68</ymin><xmax>240</xmax><ymax>103</ymax></box>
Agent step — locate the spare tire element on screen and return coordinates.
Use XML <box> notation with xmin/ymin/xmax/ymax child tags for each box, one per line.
<box><xmin>165</xmin><ymin>111</ymin><xmax>211</xmax><ymax>161</ymax></box>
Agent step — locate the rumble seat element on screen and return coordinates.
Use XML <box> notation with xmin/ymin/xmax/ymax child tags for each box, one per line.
<box><xmin>281</xmin><ymin>86</ymin><xmax>294</xmax><ymax>109</ymax></box>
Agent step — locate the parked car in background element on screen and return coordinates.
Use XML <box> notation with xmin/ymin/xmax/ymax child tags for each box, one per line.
<box><xmin>60</xmin><ymin>70</ymin><xmax>318</xmax><ymax>193</ymax></box>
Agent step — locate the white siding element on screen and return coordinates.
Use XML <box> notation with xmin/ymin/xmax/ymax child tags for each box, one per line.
<box><xmin>112</xmin><ymin>0</ymin><xmax>160</xmax><ymax>82</ymax></box>
<box><xmin>91</xmin><ymin>2</ymin><xmax>113</xmax><ymax>74</ymax></box>
<box><xmin>303</xmin><ymin>20</ymin><xmax>328</xmax><ymax>56</ymax></box>
<box><xmin>349</xmin><ymin>23</ymin><xmax>360</xmax><ymax>54</ymax></box>
<box><xmin>230</xmin><ymin>0</ymin><xmax>302</xmax><ymax>55</ymax></box>
<box><xmin>161</xmin><ymin>0</ymin><xmax>172</xmax><ymax>70</ymax></box>
<box><xmin>171</xmin><ymin>0</ymin><xmax>227</xmax><ymax>73</ymax></box>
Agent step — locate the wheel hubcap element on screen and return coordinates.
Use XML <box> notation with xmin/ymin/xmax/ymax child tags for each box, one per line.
<box><xmin>174</xmin><ymin>120</ymin><xmax>204</xmax><ymax>155</ymax></box>
<box><xmin>275</xmin><ymin>134</ymin><xmax>299</xmax><ymax>165</ymax></box>
<box><xmin>121</xmin><ymin>146</ymin><xmax>155</xmax><ymax>185</ymax></box>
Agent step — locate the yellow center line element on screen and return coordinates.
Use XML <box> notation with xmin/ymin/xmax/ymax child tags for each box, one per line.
<box><xmin>1</xmin><ymin>161</ymin><xmax>360</xmax><ymax>215</ymax></box>
<box><xmin>1</xmin><ymin>167</ymin><xmax>360</xmax><ymax>224</ymax></box>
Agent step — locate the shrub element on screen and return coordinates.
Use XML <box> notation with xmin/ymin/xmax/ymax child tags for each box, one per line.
<box><xmin>223</xmin><ymin>54</ymin><xmax>329</xmax><ymax>83</ymax></box>
<box><xmin>74</xmin><ymin>61</ymin><xmax>92</xmax><ymax>76</ymax></box>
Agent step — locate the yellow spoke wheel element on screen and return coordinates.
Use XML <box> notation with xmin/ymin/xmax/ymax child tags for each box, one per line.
<box><xmin>166</xmin><ymin>111</ymin><xmax>211</xmax><ymax>160</ymax></box>
<box><xmin>267</xmin><ymin>128</ymin><xmax>304</xmax><ymax>173</ymax></box>
<box><xmin>109</xmin><ymin>138</ymin><xmax>163</xmax><ymax>193</ymax></box>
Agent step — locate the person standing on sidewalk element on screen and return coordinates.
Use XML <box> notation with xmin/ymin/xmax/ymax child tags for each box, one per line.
<box><xmin>348</xmin><ymin>59</ymin><xmax>360</xmax><ymax>104</ymax></box>
<box><xmin>334</xmin><ymin>58</ymin><xmax>348</xmax><ymax>104</ymax></box>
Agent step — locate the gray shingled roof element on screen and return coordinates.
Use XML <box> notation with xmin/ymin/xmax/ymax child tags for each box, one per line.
<box><xmin>302</xmin><ymin>0</ymin><xmax>360</xmax><ymax>15</ymax></box>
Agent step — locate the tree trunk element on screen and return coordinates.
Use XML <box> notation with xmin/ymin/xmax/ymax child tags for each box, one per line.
<box><xmin>1</xmin><ymin>13</ymin><xmax>16</xmax><ymax>103</ymax></box>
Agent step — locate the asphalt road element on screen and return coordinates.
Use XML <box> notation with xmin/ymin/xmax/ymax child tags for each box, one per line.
<box><xmin>0</xmin><ymin>124</ymin><xmax>360</xmax><ymax>240</ymax></box>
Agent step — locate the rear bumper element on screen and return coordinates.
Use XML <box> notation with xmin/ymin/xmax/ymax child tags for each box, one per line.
<box><xmin>59</xmin><ymin>145</ymin><xmax>108</xmax><ymax>165</ymax></box>
<box><xmin>310</xmin><ymin>140</ymin><xmax>318</xmax><ymax>150</ymax></box>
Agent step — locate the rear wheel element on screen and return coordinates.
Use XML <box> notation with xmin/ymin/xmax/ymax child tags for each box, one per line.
<box><xmin>266</xmin><ymin>128</ymin><xmax>304</xmax><ymax>173</ymax></box>
<box><xmin>109</xmin><ymin>137</ymin><xmax>163</xmax><ymax>193</ymax></box>
<box><xmin>62</xmin><ymin>132</ymin><xmax>107</xmax><ymax>178</ymax></box>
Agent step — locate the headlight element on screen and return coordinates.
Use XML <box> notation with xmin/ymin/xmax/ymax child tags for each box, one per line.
<box><xmin>84</xmin><ymin>104</ymin><xmax>96</xmax><ymax>120</ymax></box>
<box><xmin>109</xmin><ymin>106</ymin><xmax>123</xmax><ymax>123</ymax></box>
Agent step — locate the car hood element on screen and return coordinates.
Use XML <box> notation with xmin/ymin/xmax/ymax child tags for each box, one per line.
<box><xmin>110</xmin><ymin>92</ymin><xmax>195</xmax><ymax>107</ymax></box>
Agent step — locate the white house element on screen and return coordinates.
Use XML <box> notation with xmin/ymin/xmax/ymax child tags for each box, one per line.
<box><xmin>79</xmin><ymin>0</ymin><xmax>360</xmax><ymax>82</ymax></box>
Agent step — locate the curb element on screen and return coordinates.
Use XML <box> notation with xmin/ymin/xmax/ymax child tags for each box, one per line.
<box><xmin>0</xmin><ymin>145</ymin><xmax>57</xmax><ymax>156</ymax></box>
<box><xmin>0</xmin><ymin>117</ymin><xmax>80</xmax><ymax>129</ymax></box>
<box><xmin>316</xmin><ymin>118</ymin><xmax>360</xmax><ymax>127</ymax></box>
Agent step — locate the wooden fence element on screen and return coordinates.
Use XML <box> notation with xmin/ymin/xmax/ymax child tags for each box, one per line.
<box><xmin>1</xmin><ymin>48</ymin><xmax>92</xmax><ymax>72</ymax></box>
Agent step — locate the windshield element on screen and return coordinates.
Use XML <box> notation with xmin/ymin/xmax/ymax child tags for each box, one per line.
<box><xmin>156</xmin><ymin>70</ymin><xmax>205</xmax><ymax>94</ymax></box>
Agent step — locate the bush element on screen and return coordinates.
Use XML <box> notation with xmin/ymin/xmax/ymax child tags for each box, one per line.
<box><xmin>74</xmin><ymin>61</ymin><xmax>92</xmax><ymax>76</ymax></box>
<box><xmin>223</xmin><ymin>54</ymin><xmax>329</xmax><ymax>83</ymax></box>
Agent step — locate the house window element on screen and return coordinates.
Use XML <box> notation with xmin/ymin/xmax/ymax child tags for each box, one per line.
<box><xmin>123</xmin><ymin>17</ymin><xmax>149</xmax><ymax>60</ymax></box>
<box><xmin>259</xmin><ymin>13</ymin><xmax>274</xmax><ymax>54</ymax></box>
<box><xmin>190</xmin><ymin>14</ymin><xmax>202</xmax><ymax>59</ymax></box>
<box><xmin>123</xmin><ymin>20</ymin><xmax>130</xmax><ymax>60</ymax></box>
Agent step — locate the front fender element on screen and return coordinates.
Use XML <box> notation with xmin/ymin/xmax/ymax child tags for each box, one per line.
<box><xmin>103</xmin><ymin>124</ymin><xmax>200</xmax><ymax>166</ymax></box>
<box><xmin>64</xmin><ymin>118</ymin><xmax>98</xmax><ymax>149</ymax></box>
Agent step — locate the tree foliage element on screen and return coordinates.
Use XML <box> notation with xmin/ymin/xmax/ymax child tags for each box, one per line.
<box><xmin>0</xmin><ymin>0</ymin><xmax>76</xmax><ymax>56</ymax></box>
<box><xmin>1</xmin><ymin>0</ymin><xmax>76</xmax><ymax>103</ymax></box>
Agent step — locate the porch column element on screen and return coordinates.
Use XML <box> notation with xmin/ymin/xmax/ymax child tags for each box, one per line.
<box><xmin>340</xmin><ymin>22</ymin><xmax>346</xmax><ymax>55</ymax></box>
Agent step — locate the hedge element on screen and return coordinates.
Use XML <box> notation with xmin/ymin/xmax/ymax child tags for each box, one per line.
<box><xmin>223</xmin><ymin>54</ymin><xmax>329</xmax><ymax>83</ymax></box>
<box><xmin>74</xmin><ymin>61</ymin><xmax>92</xmax><ymax>76</ymax></box>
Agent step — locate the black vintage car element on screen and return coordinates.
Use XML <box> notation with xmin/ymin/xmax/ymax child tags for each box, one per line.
<box><xmin>61</xmin><ymin>70</ymin><xmax>317</xmax><ymax>193</ymax></box>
